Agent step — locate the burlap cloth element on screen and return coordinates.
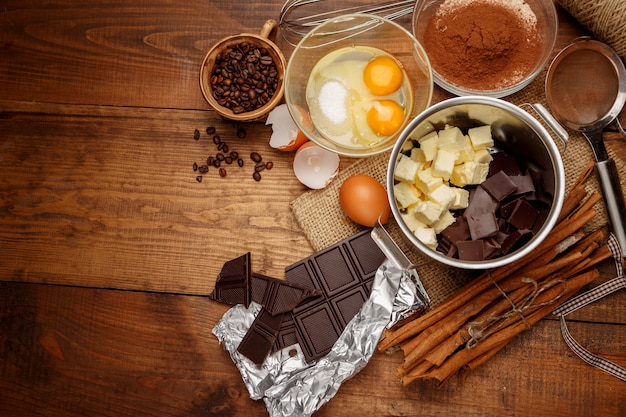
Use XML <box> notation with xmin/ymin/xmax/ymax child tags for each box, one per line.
<box><xmin>289</xmin><ymin>9</ymin><xmax>626</xmax><ymax>309</ymax></box>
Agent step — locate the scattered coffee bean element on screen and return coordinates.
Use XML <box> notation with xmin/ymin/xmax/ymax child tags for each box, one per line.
<box><xmin>198</xmin><ymin>164</ymin><xmax>209</xmax><ymax>174</ymax></box>
<box><xmin>213</xmin><ymin>135</ymin><xmax>221</xmax><ymax>145</ymax></box>
<box><xmin>219</xmin><ymin>168</ymin><xmax>227</xmax><ymax>177</ymax></box>
<box><xmin>237</xmin><ymin>127</ymin><xmax>247</xmax><ymax>139</ymax></box>
<box><xmin>222</xmin><ymin>143</ymin><xmax>229</xmax><ymax>153</ymax></box>
<box><xmin>237</xmin><ymin>158</ymin><xmax>244</xmax><ymax>167</ymax></box>
<box><xmin>193</xmin><ymin>162</ymin><xmax>198</xmax><ymax>171</ymax></box>
<box><xmin>194</xmin><ymin>129</ymin><xmax>200</xmax><ymax>140</ymax></box>
<box><xmin>253</xmin><ymin>171</ymin><xmax>261</xmax><ymax>181</ymax></box>
<box><xmin>206</xmin><ymin>126</ymin><xmax>216</xmax><ymax>135</ymax></box>
<box><xmin>255</xmin><ymin>162</ymin><xmax>266</xmax><ymax>172</ymax></box>
<box><xmin>265</xmin><ymin>161</ymin><xmax>274</xmax><ymax>170</ymax></box>
<box><xmin>196</xmin><ymin>175</ymin><xmax>203</xmax><ymax>182</ymax></box>
<box><xmin>230</xmin><ymin>151</ymin><xmax>239</xmax><ymax>159</ymax></box>
<box><xmin>216</xmin><ymin>153</ymin><xmax>225</xmax><ymax>161</ymax></box>
<box><xmin>207</xmin><ymin>156</ymin><xmax>214</xmax><ymax>166</ymax></box>
<box><xmin>225</xmin><ymin>156</ymin><xmax>233</xmax><ymax>164</ymax></box>
<box><xmin>250</xmin><ymin>152</ymin><xmax>262</xmax><ymax>162</ymax></box>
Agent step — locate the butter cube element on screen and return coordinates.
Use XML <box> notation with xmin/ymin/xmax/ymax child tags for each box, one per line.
<box><xmin>450</xmin><ymin>187</ymin><xmax>470</xmax><ymax>210</ymax></box>
<box><xmin>400</xmin><ymin>211</ymin><xmax>427</xmax><ymax>232</ymax></box>
<box><xmin>417</xmin><ymin>131</ymin><xmax>438</xmax><ymax>161</ymax></box>
<box><xmin>416</xmin><ymin>167</ymin><xmax>444</xmax><ymax>194</ymax></box>
<box><xmin>410</xmin><ymin>147</ymin><xmax>427</xmax><ymax>163</ymax></box>
<box><xmin>474</xmin><ymin>148</ymin><xmax>494</xmax><ymax>164</ymax></box>
<box><xmin>429</xmin><ymin>183</ymin><xmax>456</xmax><ymax>211</ymax></box>
<box><xmin>437</xmin><ymin>126</ymin><xmax>463</xmax><ymax>151</ymax></box>
<box><xmin>415</xmin><ymin>226</ymin><xmax>438</xmax><ymax>249</ymax></box>
<box><xmin>457</xmin><ymin>135</ymin><xmax>476</xmax><ymax>163</ymax></box>
<box><xmin>432</xmin><ymin>149</ymin><xmax>457</xmax><ymax>181</ymax></box>
<box><xmin>394</xmin><ymin>154</ymin><xmax>420</xmax><ymax>183</ymax></box>
<box><xmin>400</xmin><ymin>139</ymin><xmax>416</xmax><ymax>153</ymax></box>
<box><xmin>468</xmin><ymin>125</ymin><xmax>494</xmax><ymax>150</ymax></box>
<box><xmin>412</xmin><ymin>200</ymin><xmax>445</xmax><ymax>225</ymax></box>
<box><xmin>394</xmin><ymin>181</ymin><xmax>421</xmax><ymax>209</ymax></box>
<box><xmin>469</xmin><ymin>162</ymin><xmax>490</xmax><ymax>184</ymax></box>
<box><xmin>450</xmin><ymin>161</ymin><xmax>489</xmax><ymax>187</ymax></box>
<box><xmin>433</xmin><ymin>210</ymin><xmax>456</xmax><ymax>234</ymax></box>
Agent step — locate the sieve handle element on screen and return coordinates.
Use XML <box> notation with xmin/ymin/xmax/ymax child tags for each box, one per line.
<box><xmin>531</xmin><ymin>103</ymin><xmax>569</xmax><ymax>147</ymax></box>
<box><xmin>596</xmin><ymin>158</ymin><xmax>626</xmax><ymax>258</ymax></box>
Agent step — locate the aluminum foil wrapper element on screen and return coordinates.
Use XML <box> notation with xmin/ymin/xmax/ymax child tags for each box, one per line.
<box><xmin>213</xmin><ymin>259</ymin><xmax>427</xmax><ymax>417</ymax></box>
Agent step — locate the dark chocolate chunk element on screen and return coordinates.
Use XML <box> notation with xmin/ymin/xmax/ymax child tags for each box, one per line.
<box><xmin>509</xmin><ymin>175</ymin><xmax>536</xmax><ymax>196</ymax></box>
<box><xmin>237</xmin><ymin>309</ymin><xmax>285</xmax><ymax>365</ymax></box>
<box><xmin>489</xmin><ymin>153</ymin><xmax>520</xmax><ymax>176</ymax></box>
<box><xmin>273</xmin><ymin>230</ymin><xmax>386</xmax><ymax>363</ymax></box>
<box><xmin>457</xmin><ymin>240</ymin><xmax>485</xmax><ymax>261</ymax></box>
<box><xmin>507</xmin><ymin>198</ymin><xmax>539</xmax><ymax>230</ymax></box>
<box><xmin>441</xmin><ymin>215</ymin><xmax>470</xmax><ymax>243</ymax></box>
<box><xmin>465</xmin><ymin>187</ymin><xmax>499</xmax><ymax>240</ymax></box>
<box><xmin>250</xmin><ymin>272</ymin><xmax>323</xmax><ymax>316</ymax></box>
<box><xmin>481</xmin><ymin>170</ymin><xmax>518</xmax><ymax>202</ymax></box>
<box><xmin>209</xmin><ymin>252</ymin><xmax>252</xmax><ymax>307</ymax></box>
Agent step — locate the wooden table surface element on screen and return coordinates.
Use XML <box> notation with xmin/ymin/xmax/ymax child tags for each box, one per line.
<box><xmin>1</xmin><ymin>1</ymin><xmax>625</xmax><ymax>416</ymax></box>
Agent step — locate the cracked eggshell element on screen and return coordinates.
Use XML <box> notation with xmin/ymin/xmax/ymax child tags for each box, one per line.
<box><xmin>292</xmin><ymin>141</ymin><xmax>340</xmax><ymax>189</ymax></box>
<box><xmin>266</xmin><ymin>104</ymin><xmax>310</xmax><ymax>152</ymax></box>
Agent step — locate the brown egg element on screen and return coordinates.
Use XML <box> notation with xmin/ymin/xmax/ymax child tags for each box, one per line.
<box><xmin>339</xmin><ymin>174</ymin><xmax>391</xmax><ymax>227</ymax></box>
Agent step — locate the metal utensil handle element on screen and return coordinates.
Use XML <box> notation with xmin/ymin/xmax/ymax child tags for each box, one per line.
<box><xmin>596</xmin><ymin>158</ymin><xmax>626</xmax><ymax>258</ymax></box>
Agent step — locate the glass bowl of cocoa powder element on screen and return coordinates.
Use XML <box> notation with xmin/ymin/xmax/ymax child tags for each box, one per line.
<box><xmin>412</xmin><ymin>0</ymin><xmax>557</xmax><ymax>98</ymax></box>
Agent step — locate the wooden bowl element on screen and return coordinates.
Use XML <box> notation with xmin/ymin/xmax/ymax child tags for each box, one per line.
<box><xmin>200</xmin><ymin>20</ymin><xmax>286</xmax><ymax>122</ymax></box>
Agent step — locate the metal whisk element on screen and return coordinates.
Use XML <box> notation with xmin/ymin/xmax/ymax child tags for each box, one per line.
<box><xmin>279</xmin><ymin>0</ymin><xmax>415</xmax><ymax>45</ymax></box>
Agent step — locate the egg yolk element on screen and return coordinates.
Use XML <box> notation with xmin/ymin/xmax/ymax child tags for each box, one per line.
<box><xmin>367</xmin><ymin>100</ymin><xmax>405</xmax><ymax>136</ymax></box>
<box><xmin>363</xmin><ymin>56</ymin><xmax>403</xmax><ymax>96</ymax></box>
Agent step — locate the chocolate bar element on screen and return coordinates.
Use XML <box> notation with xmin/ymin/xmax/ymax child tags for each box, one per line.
<box><xmin>210</xmin><ymin>253</ymin><xmax>322</xmax><ymax>315</ymax></box>
<box><xmin>274</xmin><ymin>229</ymin><xmax>387</xmax><ymax>363</ymax></box>
<box><xmin>237</xmin><ymin>308</ymin><xmax>285</xmax><ymax>365</ymax></box>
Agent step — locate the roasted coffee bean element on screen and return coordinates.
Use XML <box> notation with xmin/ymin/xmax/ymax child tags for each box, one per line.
<box><xmin>194</xmin><ymin>129</ymin><xmax>200</xmax><ymax>140</ymax></box>
<box><xmin>207</xmin><ymin>156</ymin><xmax>214</xmax><ymax>166</ymax></box>
<box><xmin>198</xmin><ymin>164</ymin><xmax>209</xmax><ymax>174</ymax></box>
<box><xmin>193</xmin><ymin>162</ymin><xmax>198</xmax><ymax>171</ymax></box>
<box><xmin>265</xmin><ymin>161</ymin><xmax>274</xmax><ymax>170</ymax></box>
<box><xmin>206</xmin><ymin>126</ymin><xmax>216</xmax><ymax>135</ymax></box>
<box><xmin>255</xmin><ymin>162</ymin><xmax>266</xmax><ymax>172</ymax></box>
<box><xmin>253</xmin><ymin>172</ymin><xmax>261</xmax><ymax>181</ymax></box>
<box><xmin>219</xmin><ymin>168</ymin><xmax>227</xmax><ymax>177</ymax></box>
<box><xmin>210</xmin><ymin>41</ymin><xmax>279</xmax><ymax>114</ymax></box>
<box><xmin>230</xmin><ymin>151</ymin><xmax>239</xmax><ymax>159</ymax></box>
<box><xmin>213</xmin><ymin>159</ymin><xmax>221</xmax><ymax>168</ymax></box>
<box><xmin>213</xmin><ymin>135</ymin><xmax>221</xmax><ymax>145</ymax></box>
<box><xmin>196</xmin><ymin>175</ymin><xmax>203</xmax><ymax>182</ymax></box>
<box><xmin>225</xmin><ymin>156</ymin><xmax>233</xmax><ymax>164</ymax></box>
<box><xmin>216</xmin><ymin>153</ymin><xmax>225</xmax><ymax>161</ymax></box>
<box><xmin>250</xmin><ymin>152</ymin><xmax>262</xmax><ymax>162</ymax></box>
<box><xmin>237</xmin><ymin>158</ymin><xmax>244</xmax><ymax>167</ymax></box>
<box><xmin>237</xmin><ymin>127</ymin><xmax>247</xmax><ymax>139</ymax></box>
<box><xmin>222</xmin><ymin>143</ymin><xmax>229</xmax><ymax>153</ymax></box>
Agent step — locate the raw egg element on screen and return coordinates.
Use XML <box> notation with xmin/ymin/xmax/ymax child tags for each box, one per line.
<box><xmin>363</xmin><ymin>56</ymin><xmax>403</xmax><ymax>96</ymax></box>
<box><xmin>366</xmin><ymin>100</ymin><xmax>405</xmax><ymax>136</ymax></box>
<box><xmin>306</xmin><ymin>46</ymin><xmax>412</xmax><ymax>149</ymax></box>
<box><xmin>339</xmin><ymin>174</ymin><xmax>391</xmax><ymax>227</ymax></box>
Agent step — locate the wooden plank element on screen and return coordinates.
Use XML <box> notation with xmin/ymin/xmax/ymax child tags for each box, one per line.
<box><xmin>0</xmin><ymin>102</ymin><xmax>324</xmax><ymax>294</ymax></box>
<box><xmin>1</xmin><ymin>282</ymin><xmax>624</xmax><ymax>417</ymax></box>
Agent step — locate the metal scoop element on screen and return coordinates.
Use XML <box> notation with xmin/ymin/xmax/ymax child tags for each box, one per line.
<box><xmin>545</xmin><ymin>38</ymin><xmax>626</xmax><ymax>257</ymax></box>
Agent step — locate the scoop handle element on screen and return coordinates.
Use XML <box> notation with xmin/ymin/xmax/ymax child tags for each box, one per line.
<box><xmin>596</xmin><ymin>158</ymin><xmax>626</xmax><ymax>257</ymax></box>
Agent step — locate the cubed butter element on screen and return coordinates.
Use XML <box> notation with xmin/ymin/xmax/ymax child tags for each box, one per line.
<box><xmin>450</xmin><ymin>187</ymin><xmax>470</xmax><ymax>210</ymax></box>
<box><xmin>417</xmin><ymin>131</ymin><xmax>438</xmax><ymax>161</ymax></box>
<box><xmin>412</xmin><ymin>200</ymin><xmax>445</xmax><ymax>225</ymax></box>
<box><xmin>400</xmin><ymin>211</ymin><xmax>427</xmax><ymax>232</ymax></box>
<box><xmin>429</xmin><ymin>183</ymin><xmax>456</xmax><ymax>211</ymax></box>
<box><xmin>456</xmin><ymin>135</ymin><xmax>476</xmax><ymax>164</ymax></box>
<box><xmin>410</xmin><ymin>147</ymin><xmax>427</xmax><ymax>163</ymax></box>
<box><xmin>394</xmin><ymin>181</ymin><xmax>421</xmax><ymax>209</ymax></box>
<box><xmin>450</xmin><ymin>161</ymin><xmax>489</xmax><ymax>187</ymax></box>
<box><xmin>416</xmin><ymin>167</ymin><xmax>444</xmax><ymax>194</ymax></box>
<box><xmin>437</xmin><ymin>126</ymin><xmax>463</xmax><ymax>151</ymax></box>
<box><xmin>433</xmin><ymin>210</ymin><xmax>456</xmax><ymax>234</ymax></box>
<box><xmin>394</xmin><ymin>154</ymin><xmax>420</xmax><ymax>183</ymax></box>
<box><xmin>414</xmin><ymin>226</ymin><xmax>438</xmax><ymax>249</ymax></box>
<box><xmin>431</xmin><ymin>149</ymin><xmax>457</xmax><ymax>181</ymax></box>
<box><xmin>474</xmin><ymin>148</ymin><xmax>494</xmax><ymax>164</ymax></box>
<box><xmin>468</xmin><ymin>125</ymin><xmax>494</xmax><ymax>150</ymax></box>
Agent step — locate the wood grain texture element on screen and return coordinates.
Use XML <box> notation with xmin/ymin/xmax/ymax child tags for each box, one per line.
<box><xmin>1</xmin><ymin>1</ymin><xmax>626</xmax><ymax>416</ymax></box>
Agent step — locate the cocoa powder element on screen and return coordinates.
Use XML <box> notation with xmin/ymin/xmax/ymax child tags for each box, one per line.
<box><xmin>423</xmin><ymin>0</ymin><xmax>541</xmax><ymax>91</ymax></box>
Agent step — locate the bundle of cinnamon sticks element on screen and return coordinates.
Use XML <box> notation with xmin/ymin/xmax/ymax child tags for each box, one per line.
<box><xmin>379</xmin><ymin>161</ymin><xmax>613</xmax><ymax>385</ymax></box>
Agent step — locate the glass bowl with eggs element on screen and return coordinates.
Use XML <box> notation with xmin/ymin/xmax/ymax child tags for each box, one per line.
<box><xmin>412</xmin><ymin>0</ymin><xmax>558</xmax><ymax>98</ymax></box>
<box><xmin>284</xmin><ymin>13</ymin><xmax>434</xmax><ymax>157</ymax></box>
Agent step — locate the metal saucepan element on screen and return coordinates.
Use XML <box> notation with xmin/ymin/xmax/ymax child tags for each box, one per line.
<box><xmin>545</xmin><ymin>38</ymin><xmax>626</xmax><ymax>257</ymax></box>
